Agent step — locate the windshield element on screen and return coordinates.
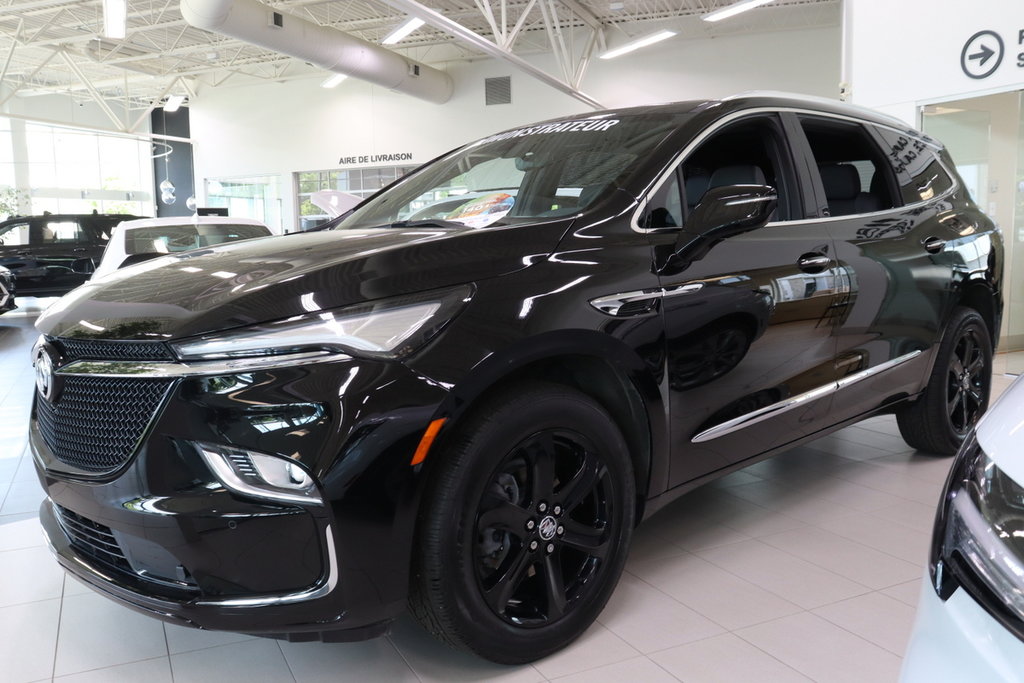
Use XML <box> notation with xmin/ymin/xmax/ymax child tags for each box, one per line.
<box><xmin>125</xmin><ymin>224</ymin><xmax>270</xmax><ymax>255</ymax></box>
<box><xmin>335</xmin><ymin>112</ymin><xmax>687</xmax><ymax>231</ymax></box>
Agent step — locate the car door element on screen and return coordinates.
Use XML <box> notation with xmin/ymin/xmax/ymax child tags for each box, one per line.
<box><xmin>789</xmin><ymin>114</ymin><xmax>957</xmax><ymax>423</ymax></box>
<box><xmin>29</xmin><ymin>216</ymin><xmax>104</xmax><ymax>294</ymax></box>
<box><xmin>643</xmin><ymin>113</ymin><xmax>843</xmax><ymax>487</ymax></box>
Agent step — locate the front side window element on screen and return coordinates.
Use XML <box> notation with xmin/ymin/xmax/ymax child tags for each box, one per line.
<box><xmin>798</xmin><ymin>116</ymin><xmax>900</xmax><ymax>217</ymax></box>
<box><xmin>642</xmin><ymin>115</ymin><xmax>797</xmax><ymax>229</ymax></box>
<box><xmin>40</xmin><ymin>220</ymin><xmax>88</xmax><ymax>244</ymax></box>
<box><xmin>0</xmin><ymin>221</ymin><xmax>29</xmax><ymax>246</ymax></box>
<box><xmin>336</xmin><ymin>113</ymin><xmax>688</xmax><ymax>231</ymax></box>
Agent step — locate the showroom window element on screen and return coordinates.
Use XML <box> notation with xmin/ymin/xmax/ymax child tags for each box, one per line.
<box><xmin>15</xmin><ymin>119</ymin><xmax>154</xmax><ymax>216</ymax></box>
<box><xmin>205</xmin><ymin>175</ymin><xmax>282</xmax><ymax>232</ymax></box>
<box><xmin>296</xmin><ymin>166</ymin><xmax>415</xmax><ymax>230</ymax></box>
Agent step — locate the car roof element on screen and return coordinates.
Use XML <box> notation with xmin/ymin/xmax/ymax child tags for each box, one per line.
<box><xmin>114</xmin><ymin>216</ymin><xmax>269</xmax><ymax>231</ymax></box>
<box><xmin>500</xmin><ymin>91</ymin><xmax>930</xmax><ymax>144</ymax></box>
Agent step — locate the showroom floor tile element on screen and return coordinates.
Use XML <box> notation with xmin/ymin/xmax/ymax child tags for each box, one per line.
<box><xmin>1</xmin><ymin>302</ymin><xmax>1022</xmax><ymax>682</ymax></box>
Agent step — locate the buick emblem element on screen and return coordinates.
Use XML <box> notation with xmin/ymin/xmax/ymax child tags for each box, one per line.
<box><xmin>538</xmin><ymin>515</ymin><xmax>558</xmax><ymax>541</ymax></box>
<box><xmin>34</xmin><ymin>346</ymin><xmax>56</xmax><ymax>402</ymax></box>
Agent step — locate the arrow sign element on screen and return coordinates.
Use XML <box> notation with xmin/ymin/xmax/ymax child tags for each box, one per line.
<box><xmin>969</xmin><ymin>44</ymin><xmax>995</xmax><ymax>66</ymax></box>
<box><xmin>961</xmin><ymin>30</ymin><xmax>1004</xmax><ymax>79</ymax></box>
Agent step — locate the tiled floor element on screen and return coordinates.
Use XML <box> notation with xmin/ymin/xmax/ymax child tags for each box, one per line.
<box><xmin>1</xmin><ymin>298</ymin><xmax>1021</xmax><ymax>683</ymax></box>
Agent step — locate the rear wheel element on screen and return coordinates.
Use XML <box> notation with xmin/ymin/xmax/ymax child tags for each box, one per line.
<box><xmin>897</xmin><ymin>307</ymin><xmax>992</xmax><ymax>455</ymax></box>
<box><xmin>410</xmin><ymin>383</ymin><xmax>635</xmax><ymax>664</ymax></box>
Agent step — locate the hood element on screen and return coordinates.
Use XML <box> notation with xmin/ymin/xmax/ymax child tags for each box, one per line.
<box><xmin>37</xmin><ymin>222</ymin><xmax>568</xmax><ymax>340</ymax></box>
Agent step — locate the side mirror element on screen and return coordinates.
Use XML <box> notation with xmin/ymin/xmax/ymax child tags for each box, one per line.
<box><xmin>680</xmin><ymin>184</ymin><xmax>777</xmax><ymax>245</ymax></box>
<box><xmin>661</xmin><ymin>184</ymin><xmax>778</xmax><ymax>274</ymax></box>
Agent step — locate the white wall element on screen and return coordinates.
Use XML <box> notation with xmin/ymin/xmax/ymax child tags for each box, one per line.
<box><xmin>190</xmin><ymin>24</ymin><xmax>840</xmax><ymax>231</ymax></box>
<box><xmin>848</xmin><ymin>0</ymin><xmax>1024</xmax><ymax>123</ymax></box>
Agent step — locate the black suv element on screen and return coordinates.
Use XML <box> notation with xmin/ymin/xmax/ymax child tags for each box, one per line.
<box><xmin>29</xmin><ymin>94</ymin><xmax>1002</xmax><ymax>663</ymax></box>
<box><xmin>0</xmin><ymin>212</ymin><xmax>140</xmax><ymax>296</ymax></box>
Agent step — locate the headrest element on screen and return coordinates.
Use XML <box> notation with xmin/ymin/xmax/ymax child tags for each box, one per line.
<box><xmin>709</xmin><ymin>164</ymin><xmax>766</xmax><ymax>188</ymax></box>
<box><xmin>818</xmin><ymin>163</ymin><xmax>861</xmax><ymax>200</ymax></box>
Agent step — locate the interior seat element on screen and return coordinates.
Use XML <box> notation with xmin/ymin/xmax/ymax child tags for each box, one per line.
<box><xmin>818</xmin><ymin>163</ymin><xmax>882</xmax><ymax>216</ymax></box>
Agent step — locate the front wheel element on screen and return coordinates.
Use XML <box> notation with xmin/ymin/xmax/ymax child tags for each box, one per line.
<box><xmin>897</xmin><ymin>307</ymin><xmax>992</xmax><ymax>455</ymax></box>
<box><xmin>410</xmin><ymin>383</ymin><xmax>635</xmax><ymax>664</ymax></box>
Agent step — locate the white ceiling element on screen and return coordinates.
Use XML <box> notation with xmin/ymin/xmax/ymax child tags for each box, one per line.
<box><xmin>0</xmin><ymin>0</ymin><xmax>838</xmax><ymax>126</ymax></box>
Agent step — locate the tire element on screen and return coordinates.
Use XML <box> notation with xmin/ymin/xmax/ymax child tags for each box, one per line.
<box><xmin>409</xmin><ymin>382</ymin><xmax>635</xmax><ymax>664</ymax></box>
<box><xmin>897</xmin><ymin>307</ymin><xmax>992</xmax><ymax>455</ymax></box>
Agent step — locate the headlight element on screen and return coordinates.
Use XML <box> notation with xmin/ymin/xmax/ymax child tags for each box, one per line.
<box><xmin>932</xmin><ymin>434</ymin><xmax>1024</xmax><ymax>624</ymax></box>
<box><xmin>171</xmin><ymin>285</ymin><xmax>472</xmax><ymax>361</ymax></box>
<box><xmin>197</xmin><ymin>442</ymin><xmax>323</xmax><ymax>506</ymax></box>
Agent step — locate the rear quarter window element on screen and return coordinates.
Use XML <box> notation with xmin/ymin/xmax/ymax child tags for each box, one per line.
<box><xmin>871</xmin><ymin>126</ymin><xmax>955</xmax><ymax>204</ymax></box>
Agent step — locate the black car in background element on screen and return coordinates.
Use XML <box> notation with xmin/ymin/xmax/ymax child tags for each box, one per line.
<box><xmin>0</xmin><ymin>212</ymin><xmax>140</xmax><ymax>296</ymax></box>
<box><xmin>29</xmin><ymin>94</ymin><xmax>1002</xmax><ymax>663</ymax></box>
<box><xmin>0</xmin><ymin>265</ymin><xmax>15</xmax><ymax>314</ymax></box>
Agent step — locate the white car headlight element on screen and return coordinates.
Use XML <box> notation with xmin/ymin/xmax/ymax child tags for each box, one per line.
<box><xmin>933</xmin><ymin>435</ymin><xmax>1024</xmax><ymax>624</ymax></box>
<box><xmin>171</xmin><ymin>286</ymin><xmax>472</xmax><ymax>361</ymax></box>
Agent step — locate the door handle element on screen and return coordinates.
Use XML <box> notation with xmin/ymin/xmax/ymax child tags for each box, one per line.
<box><xmin>72</xmin><ymin>248</ymin><xmax>87</xmax><ymax>253</ymax></box>
<box><xmin>798</xmin><ymin>253</ymin><xmax>831</xmax><ymax>273</ymax></box>
<box><xmin>922</xmin><ymin>236</ymin><xmax>946</xmax><ymax>254</ymax></box>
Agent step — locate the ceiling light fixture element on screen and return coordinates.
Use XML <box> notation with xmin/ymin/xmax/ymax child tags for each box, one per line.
<box><xmin>599</xmin><ymin>30</ymin><xmax>676</xmax><ymax>60</ymax></box>
<box><xmin>321</xmin><ymin>74</ymin><xmax>348</xmax><ymax>88</ymax></box>
<box><xmin>702</xmin><ymin>0</ymin><xmax>774</xmax><ymax>23</ymax></box>
<box><xmin>164</xmin><ymin>95</ymin><xmax>186</xmax><ymax>112</ymax></box>
<box><xmin>102</xmin><ymin>0</ymin><xmax>128</xmax><ymax>40</ymax></box>
<box><xmin>382</xmin><ymin>17</ymin><xmax>425</xmax><ymax>45</ymax></box>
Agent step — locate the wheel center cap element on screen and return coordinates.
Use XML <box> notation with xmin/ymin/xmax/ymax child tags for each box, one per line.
<box><xmin>538</xmin><ymin>515</ymin><xmax>557</xmax><ymax>541</ymax></box>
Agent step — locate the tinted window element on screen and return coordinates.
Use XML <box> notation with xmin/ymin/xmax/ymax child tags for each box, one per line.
<box><xmin>40</xmin><ymin>220</ymin><xmax>89</xmax><ymax>244</ymax></box>
<box><xmin>798</xmin><ymin>116</ymin><xmax>899</xmax><ymax>217</ymax></box>
<box><xmin>679</xmin><ymin>116</ymin><xmax>796</xmax><ymax>221</ymax></box>
<box><xmin>0</xmin><ymin>222</ymin><xmax>30</xmax><ymax>247</ymax></box>
<box><xmin>125</xmin><ymin>224</ymin><xmax>270</xmax><ymax>255</ymax></box>
<box><xmin>871</xmin><ymin>126</ymin><xmax>955</xmax><ymax>204</ymax></box>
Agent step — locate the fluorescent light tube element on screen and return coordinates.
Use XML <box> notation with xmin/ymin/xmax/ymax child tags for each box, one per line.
<box><xmin>102</xmin><ymin>0</ymin><xmax>127</xmax><ymax>40</ymax></box>
<box><xmin>321</xmin><ymin>74</ymin><xmax>348</xmax><ymax>88</ymax></box>
<box><xmin>164</xmin><ymin>95</ymin><xmax>186</xmax><ymax>112</ymax></box>
<box><xmin>382</xmin><ymin>17</ymin><xmax>425</xmax><ymax>45</ymax></box>
<box><xmin>599</xmin><ymin>30</ymin><xmax>676</xmax><ymax>60</ymax></box>
<box><xmin>702</xmin><ymin>0</ymin><xmax>774</xmax><ymax>23</ymax></box>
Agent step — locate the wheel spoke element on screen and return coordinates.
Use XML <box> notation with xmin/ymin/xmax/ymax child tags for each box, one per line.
<box><xmin>478</xmin><ymin>500</ymin><xmax>533</xmax><ymax>534</ymax></box>
<box><xmin>541</xmin><ymin>554</ymin><xmax>567</xmax><ymax>619</ymax></box>
<box><xmin>526</xmin><ymin>433</ymin><xmax>557</xmax><ymax>504</ymax></box>
<box><xmin>948</xmin><ymin>388</ymin><xmax>963</xmax><ymax>415</ymax></box>
<box><xmin>961</xmin><ymin>335</ymin><xmax>976</xmax><ymax>368</ymax></box>
<box><xmin>481</xmin><ymin>545</ymin><xmax>533</xmax><ymax>614</ymax></box>
<box><xmin>949</xmin><ymin>355</ymin><xmax>966</xmax><ymax>378</ymax></box>
<box><xmin>967</xmin><ymin>356</ymin><xmax>986</xmax><ymax>376</ymax></box>
<box><xmin>560</xmin><ymin>519</ymin><xmax>609</xmax><ymax>559</ymax></box>
<box><xmin>559</xmin><ymin>455</ymin><xmax>604</xmax><ymax>513</ymax></box>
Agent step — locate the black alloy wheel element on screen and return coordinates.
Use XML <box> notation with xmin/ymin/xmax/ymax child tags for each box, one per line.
<box><xmin>410</xmin><ymin>382</ymin><xmax>635</xmax><ymax>664</ymax></box>
<box><xmin>898</xmin><ymin>307</ymin><xmax>992</xmax><ymax>455</ymax></box>
<box><xmin>946</xmin><ymin>326</ymin><xmax>987</xmax><ymax>434</ymax></box>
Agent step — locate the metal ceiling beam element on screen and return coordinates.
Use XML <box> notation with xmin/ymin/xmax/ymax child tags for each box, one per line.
<box><xmin>59</xmin><ymin>50</ymin><xmax>126</xmax><ymax>130</ymax></box>
<box><xmin>377</xmin><ymin>0</ymin><xmax>603</xmax><ymax>108</ymax></box>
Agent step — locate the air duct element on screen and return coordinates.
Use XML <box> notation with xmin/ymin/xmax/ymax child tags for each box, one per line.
<box><xmin>180</xmin><ymin>0</ymin><xmax>453</xmax><ymax>104</ymax></box>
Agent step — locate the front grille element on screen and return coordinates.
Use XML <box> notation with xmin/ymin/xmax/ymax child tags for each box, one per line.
<box><xmin>36</xmin><ymin>375</ymin><xmax>175</xmax><ymax>472</ymax></box>
<box><xmin>54</xmin><ymin>338</ymin><xmax>174</xmax><ymax>362</ymax></box>
<box><xmin>54</xmin><ymin>504</ymin><xmax>132</xmax><ymax>574</ymax></box>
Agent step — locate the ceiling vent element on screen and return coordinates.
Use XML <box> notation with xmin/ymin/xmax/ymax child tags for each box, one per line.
<box><xmin>485</xmin><ymin>76</ymin><xmax>511</xmax><ymax>105</ymax></box>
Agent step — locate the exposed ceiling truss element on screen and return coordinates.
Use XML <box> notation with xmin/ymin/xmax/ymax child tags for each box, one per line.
<box><xmin>0</xmin><ymin>0</ymin><xmax>839</xmax><ymax>130</ymax></box>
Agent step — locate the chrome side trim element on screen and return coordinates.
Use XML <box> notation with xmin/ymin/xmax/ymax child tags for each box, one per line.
<box><xmin>691</xmin><ymin>350</ymin><xmax>923</xmax><ymax>443</ymax></box>
<box><xmin>55</xmin><ymin>350</ymin><xmax>352</xmax><ymax>378</ymax></box>
<box><xmin>196</xmin><ymin>524</ymin><xmax>339</xmax><ymax>607</ymax></box>
<box><xmin>835</xmin><ymin>349</ymin><xmax>922</xmax><ymax>390</ymax></box>
<box><xmin>590</xmin><ymin>283</ymin><xmax>703</xmax><ymax>316</ymax></box>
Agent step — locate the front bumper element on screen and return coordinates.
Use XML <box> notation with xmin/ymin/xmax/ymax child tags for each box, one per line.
<box><xmin>901</xmin><ymin>575</ymin><xmax>1024</xmax><ymax>683</ymax></box>
<box><xmin>31</xmin><ymin>350</ymin><xmax>449</xmax><ymax>640</ymax></box>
